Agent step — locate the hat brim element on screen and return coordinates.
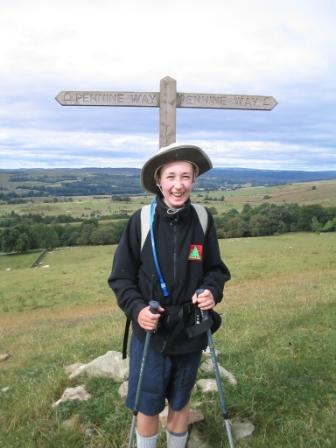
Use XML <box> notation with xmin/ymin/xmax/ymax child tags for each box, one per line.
<box><xmin>141</xmin><ymin>144</ymin><xmax>212</xmax><ymax>194</ymax></box>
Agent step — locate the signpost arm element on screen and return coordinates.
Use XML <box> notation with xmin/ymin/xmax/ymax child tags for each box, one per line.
<box><xmin>159</xmin><ymin>76</ymin><xmax>177</xmax><ymax>148</ymax></box>
<box><xmin>55</xmin><ymin>76</ymin><xmax>278</xmax><ymax>150</ymax></box>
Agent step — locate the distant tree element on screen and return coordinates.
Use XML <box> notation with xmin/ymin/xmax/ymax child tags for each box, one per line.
<box><xmin>297</xmin><ymin>205</ymin><xmax>326</xmax><ymax>231</ymax></box>
<box><xmin>1</xmin><ymin>228</ymin><xmax>20</xmax><ymax>252</ymax></box>
<box><xmin>241</xmin><ymin>204</ymin><xmax>253</xmax><ymax>220</ymax></box>
<box><xmin>224</xmin><ymin>217</ymin><xmax>249</xmax><ymax>238</ymax></box>
<box><xmin>208</xmin><ymin>206</ymin><xmax>218</xmax><ymax>215</ymax></box>
<box><xmin>111</xmin><ymin>195</ymin><xmax>131</xmax><ymax>202</ymax></box>
<box><xmin>321</xmin><ymin>218</ymin><xmax>336</xmax><ymax>232</ymax></box>
<box><xmin>30</xmin><ymin>225</ymin><xmax>45</xmax><ymax>249</ymax></box>
<box><xmin>249</xmin><ymin>214</ymin><xmax>273</xmax><ymax>236</ymax></box>
<box><xmin>226</xmin><ymin>208</ymin><xmax>240</xmax><ymax>218</ymax></box>
<box><xmin>77</xmin><ymin>222</ymin><xmax>98</xmax><ymax>246</ymax></box>
<box><xmin>110</xmin><ymin>220</ymin><xmax>128</xmax><ymax>243</ymax></box>
<box><xmin>15</xmin><ymin>233</ymin><xmax>30</xmax><ymax>253</ymax></box>
<box><xmin>90</xmin><ymin>227</ymin><xmax>114</xmax><ymax>245</ymax></box>
<box><xmin>311</xmin><ymin>217</ymin><xmax>322</xmax><ymax>233</ymax></box>
<box><xmin>40</xmin><ymin>226</ymin><xmax>59</xmax><ymax>249</ymax></box>
<box><xmin>60</xmin><ymin>225</ymin><xmax>80</xmax><ymax>246</ymax></box>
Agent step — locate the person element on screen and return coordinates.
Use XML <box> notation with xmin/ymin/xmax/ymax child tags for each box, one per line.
<box><xmin>108</xmin><ymin>143</ymin><xmax>230</xmax><ymax>448</ymax></box>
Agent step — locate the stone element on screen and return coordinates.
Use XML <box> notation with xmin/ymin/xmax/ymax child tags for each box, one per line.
<box><xmin>0</xmin><ymin>353</ymin><xmax>10</xmax><ymax>363</ymax></box>
<box><xmin>69</xmin><ymin>351</ymin><xmax>129</xmax><ymax>382</ymax></box>
<box><xmin>187</xmin><ymin>426</ymin><xmax>211</xmax><ymax>448</ymax></box>
<box><xmin>64</xmin><ymin>362</ymin><xmax>85</xmax><ymax>376</ymax></box>
<box><xmin>196</xmin><ymin>379</ymin><xmax>218</xmax><ymax>393</ymax></box>
<box><xmin>200</xmin><ymin>359</ymin><xmax>237</xmax><ymax>385</ymax></box>
<box><xmin>118</xmin><ymin>381</ymin><xmax>128</xmax><ymax>399</ymax></box>
<box><xmin>52</xmin><ymin>385</ymin><xmax>91</xmax><ymax>408</ymax></box>
<box><xmin>232</xmin><ymin>417</ymin><xmax>255</xmax><ymax>440</ymax></box>
<box><xmin>84</xmin><ymin>427</ymin><xmax>98</xmax><ymax>437</ymax></box>
<box><xmin>187</xmin><ymin>409</ymin><xmax>204</xmax><ymax>426</ymax></box>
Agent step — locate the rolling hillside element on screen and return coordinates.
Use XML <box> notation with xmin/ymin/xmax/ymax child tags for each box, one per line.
<box><xmin>1</xmin><ymin>167</ymin><xmax>335</xmax><ymax>198</ymax></box>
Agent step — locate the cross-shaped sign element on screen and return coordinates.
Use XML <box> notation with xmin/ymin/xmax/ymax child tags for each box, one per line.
<box><xmin>56</xmin><ymin>76</ymin><xmax>277</xmax><ymax>148</ymax></box>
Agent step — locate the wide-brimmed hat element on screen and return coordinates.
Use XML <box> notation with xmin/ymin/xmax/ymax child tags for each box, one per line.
<box><xmin>141</xmin><ymin>143</ymin><xmax>212</xmax><ymax>194</ymax></box>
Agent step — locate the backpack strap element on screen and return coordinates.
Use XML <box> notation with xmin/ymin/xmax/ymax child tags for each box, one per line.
<box><xmin>140</xmin><ymin>204</ymin><xmax>151</xmax><ymax>251</ymax></box>
<box><xmin>140</xmin><ymin>203</ymin><xmax>208</xmax><ymax>251</ymax></box>
<box><xmin>122</xmin><ymin>317</ymin><xmax>131</xmax><ymax>359</ymax></box>
<box><xmin>191</xmin><ymin>203</ymin><xmax>208</xmax><ymax>235</ymax></box>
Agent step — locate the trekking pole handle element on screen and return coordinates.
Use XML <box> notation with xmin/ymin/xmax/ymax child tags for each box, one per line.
<box><xmin>149</xmin><ymin>300</ymin><xmax>160</xmax><ymax>314</ymax></box>
<box><xmin>195</xmin><ymin>289</ymin><xmax>209</xmax><ymax>320</ymax></box>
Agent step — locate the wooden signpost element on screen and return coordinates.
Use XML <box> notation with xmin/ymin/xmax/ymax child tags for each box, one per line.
<box><xmin>56</xmin><ymin>76</ymin><xmax>277</xmax><ymax>148</ymax></box>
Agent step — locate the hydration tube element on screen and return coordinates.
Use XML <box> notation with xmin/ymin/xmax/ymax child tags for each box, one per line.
<box><xmin>150</xmin><ymin>200</ymin><xmax>170</xmax><ymax>297</ymax></box>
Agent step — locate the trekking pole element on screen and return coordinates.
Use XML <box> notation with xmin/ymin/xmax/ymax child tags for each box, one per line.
<box><xmin>196</xmin><ymin>290</ymin><xmax>235</xmax><ymax>448</ymax></box>
<box><xmin>128</xmin><ymin>300</ymin><xmax>160</xmax><ymax>448</ymax></box>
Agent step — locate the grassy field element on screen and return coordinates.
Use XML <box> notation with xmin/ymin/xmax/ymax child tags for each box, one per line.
<box><xmin>0</xmin><ymin>233</ymin><xmax>335</xmax><ymax>447</ymax></box>
<box><xmin>212</xmin><ymin>179</ymin><xmax>336</xmax><ymax>209</ymax></box>
<box><xmin>0</xmin><ymin>196</ymin><xmax>147</xmax><ymax>219</ymax></box>
<box><xmin>1</xmin><ymin>179</ymin><xmax>336</xmax><ymax>219</ymax></box>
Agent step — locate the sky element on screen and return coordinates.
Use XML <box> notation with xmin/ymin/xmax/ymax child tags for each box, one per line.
<box><xmin>0</xmin><ymin>0</ymin><xmax>336</xmax><ymax>171</ymax></box>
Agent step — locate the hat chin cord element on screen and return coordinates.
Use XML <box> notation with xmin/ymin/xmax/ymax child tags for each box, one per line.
<box><xmin>166</xmin><ymin>206</ymin><xmax>182</xmax><ymax>215</ymax></box>
<box><xmin>156</xmin><ymin>184</ymin><xmax>184</xmax><ymax>215</ymax></box>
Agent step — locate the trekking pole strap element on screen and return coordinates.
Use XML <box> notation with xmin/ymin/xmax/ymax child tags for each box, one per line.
<box><xmin>122</xmin><ymin>317</ymin><xmax>131</xmax><ymax>359</ymax></box>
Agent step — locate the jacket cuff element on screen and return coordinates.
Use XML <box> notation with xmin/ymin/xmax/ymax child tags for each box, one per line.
<box><xmin>202</xmin><ymin>285</ymin><xmax>222</xmax><ymax>304</ymax></box>
<box><xmin>130</xmin><ymin>302</ymin><xmax>147</xmax><ymax>323</ymax></box>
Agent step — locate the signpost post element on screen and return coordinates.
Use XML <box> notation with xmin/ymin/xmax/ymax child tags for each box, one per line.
<box><xmin>56</xmin><ymin>76</ymin><xmax>277</xmax><ymax>147</ymax></box>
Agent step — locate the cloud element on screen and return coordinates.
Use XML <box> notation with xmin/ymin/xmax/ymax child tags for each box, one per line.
<box><xmin>0</xmin><ymin>0</ymin><xmax>335</xmax><ymax>170</ymax></box>
<box><xmin>0</xmin><ymin>127</ymin><xmax>158</xmax><ymax>168</ymax></box>
<box><xmin>1</xmin><ymin>123</ymin><xmax>335</xmax><ymax>171</ymax></box>
<box><xmin>1</xmin><ymin>0</ymin><xmax>335</xmax><ymax>88</ymax></box>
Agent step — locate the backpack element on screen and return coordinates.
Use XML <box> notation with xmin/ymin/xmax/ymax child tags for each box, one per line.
<box><xmin>122</xmin><ymin>202</ymin><xmax>209</xmax><ymax>358</ymax></box>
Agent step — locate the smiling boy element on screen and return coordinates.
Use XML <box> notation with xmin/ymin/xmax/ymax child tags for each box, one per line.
<box><xmin>108</xmin><ymin>143</ymin><xmax>230</xmax><ymax>448</ymax></box>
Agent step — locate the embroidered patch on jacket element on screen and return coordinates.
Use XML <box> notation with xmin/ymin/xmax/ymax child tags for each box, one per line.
<box><xmin>188</xmin><ymin>244</ymin><xmax>203</xmax><ymax>261</ymax></box>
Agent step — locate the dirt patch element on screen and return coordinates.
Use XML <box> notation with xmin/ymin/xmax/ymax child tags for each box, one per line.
<box><xmin>0</xmin><ymin>302</ymin><xmax>119</xmax><ymax>332</ymax></box>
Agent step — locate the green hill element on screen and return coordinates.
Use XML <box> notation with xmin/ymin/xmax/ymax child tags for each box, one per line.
<box><xmin>1</xmin><ymin>167</ymin><xmax>335</xmax><ymax>199</ymax></box>
<box><xmin>0</xmin><ymin>234</ymin><xmax>335</xmax><ymax>447</ymax></box>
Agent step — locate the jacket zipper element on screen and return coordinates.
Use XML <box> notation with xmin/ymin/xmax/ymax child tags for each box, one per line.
<box><xmin>173</xmin><ymin>221</ymin><xmax>177</xmax><ymax>284</ymax></box>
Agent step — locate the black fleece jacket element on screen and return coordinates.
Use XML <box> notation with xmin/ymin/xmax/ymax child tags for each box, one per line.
<box><xmin>108</xmin><ymin>196</ymin><xmax>231</xmax><ymax>354</ymax></box>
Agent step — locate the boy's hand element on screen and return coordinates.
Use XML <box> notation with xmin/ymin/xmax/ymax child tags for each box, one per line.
<box><xmin>192</xmin><ymin>289</ymin><xmax>215</xmax><ymax>310</ymax></box>
<box><xmin>138</xmin><ymin>305</ymin><xmax>164</xmax><ymax>331</ymax></box>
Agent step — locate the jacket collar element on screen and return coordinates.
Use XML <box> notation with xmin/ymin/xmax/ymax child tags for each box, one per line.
<box><xmin>155</xmin><ymin>195</ymin><xmax>192</xmax><ymax>222</ymax></box>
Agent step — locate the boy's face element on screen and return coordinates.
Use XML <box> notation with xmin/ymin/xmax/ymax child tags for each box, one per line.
<box><xmin>157</xmin><ymin>161</ymin><xmax>194</xmax><ymax>208</ymax></box>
